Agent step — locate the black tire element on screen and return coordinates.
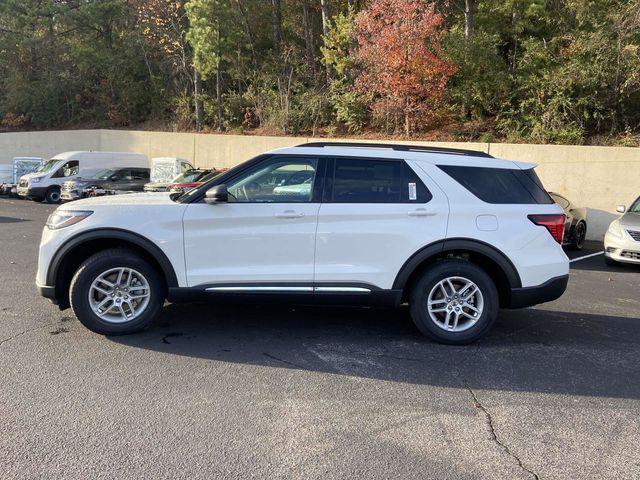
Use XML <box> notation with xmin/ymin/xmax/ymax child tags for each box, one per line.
<box><xmin>44</xmin><ymin>187</ymin><xmax>61</xmax><ymax>204</ymax></box>
<box><xmin>569</xmin><ymin>221</ymin><xmax>586</xmax><ymax>250</ymax></box>
<box><xmin>70</xmin><ymin>249</ymin><xmax>165</xmax><ymax>335</ymax></box>
<box><xmin>409</xmin><ymin>259</ymin><xmax>499</xmax><ymax>345</ymax></box>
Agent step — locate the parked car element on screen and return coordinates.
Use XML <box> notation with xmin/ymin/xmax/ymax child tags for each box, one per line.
<box><xmin>60</xmin><ymin>167</ymin><xmax>151</xmax><ymax>202</ymax></box>
<box><xmin>18</xmin><ymin>151</ymin><xmax>148</xmax><ymax>204</ymax></box>
<box><xmin>548</xmin><ymin>192</ymin><xmax>587</xmax><ymax>250</ymax></box>
<box><xmin>145</xmin><ymin>168</ymin><xmax>211</xmax><ymax>193</ymax></box>
<box><xmin>167</xmin><ymin>169</ymin><xmax>221</xmax><ymax>195</ymax></box>
<box><xmin>604</xmin><ymin>197</ymin><xmax>640</xmax><ymax>266</ymax></box>
<box><xmin>36</xmin><ymin>142</ymin><xmax>569</xmax><ymax>344</ymax></box>
<box><xmin>144</xmin><ymin>157</ymin><xmax>194</xmax><ymax>192</ymax></box>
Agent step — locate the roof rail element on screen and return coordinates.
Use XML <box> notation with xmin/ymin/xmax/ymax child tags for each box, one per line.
<box><xmin>298</xmin><ymin>141</ymin><xmax>493</xmax><ymax>158</ymax></box>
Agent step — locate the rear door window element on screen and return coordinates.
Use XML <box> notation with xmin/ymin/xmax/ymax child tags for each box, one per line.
<box><xmin>438</xmin><ymin>165</ymin><xmax>553</xmax><ymax>204</ymax></box>
<box><xmin>329</xmin><ymin>158</ymin><xmax>431</xmax><ymax>203</ymax></box>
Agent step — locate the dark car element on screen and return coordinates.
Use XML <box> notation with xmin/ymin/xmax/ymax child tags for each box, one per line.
<box><xmin>166</xmin><ymin>169</ymin><xmax>221</xmax><ymax>195</ymax></box>
<box><xmin>144</xmin><ymin>169</ymin><xmax>214</xmax><ymax>193</ymax></box>
<box><xmin>549</xmin><ymin>192</ymin><xmax>588</xmax><ymax>250</ymax></box>
<box><xmin>60</xmin><ymin>167</ymin><xmax>150</xmax><ymax>202</ymax></box>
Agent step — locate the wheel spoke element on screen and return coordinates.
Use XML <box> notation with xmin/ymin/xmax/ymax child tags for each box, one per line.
<box><xmin>93</xmin><ymin>285</ymin><xmax>111</xmax><ymax>296</ymax></box>
<box><xmin>116</xmin><ymin>268</ymin><xmax>124</xmax><ymax>285</ymax></box>
<box><xmin>465</xmin><ymin>304</ymin><xmax>481</xmax><ymax>314</ymax></box>
<box><xmin>97</xmin><ymin>278</ymin><xmax>114</xmax><ymax>288</ymax></box>
<box><xmin>452</xmin><ymin>312</ymin><xmax>460</xmax><ymax>330</ymax></box>
<box><xmin>429</xmin><ymin>297</ymin><xmax>447</xmax><ymax>306</ymax></box>
<box><xmin>446</xmin><ymin>278</ymin><xmax>456</xmax><ymax>295</ymax></box>
<box><xmin>430</xmin><ymin>306</ymin><xmax>448</xmax><ymax>313</ymax></box>
<box><xmin>93</xmin><ymin>297</ymin><xmax>113</xmax><ymax>315</ymax></box>
<box><xmin>462</xmin><ymin>286</ymin><xmax>478</xmax><ymax>301</ymax></box>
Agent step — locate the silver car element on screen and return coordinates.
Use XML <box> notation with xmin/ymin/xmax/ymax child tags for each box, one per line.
<box><xmin>604</xmin><ymin>197</ymin><xmax>640</xmax><ymax>266</ymax></box>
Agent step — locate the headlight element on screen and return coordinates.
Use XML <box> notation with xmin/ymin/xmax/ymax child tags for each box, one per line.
<box><xmin>46</xmin><ymin>210</ymin><xmax>93</xmax><ymax>230</ymax></box>
<box><xmin>607</xmin><ymin>220</ymin><xmax>623</xmax><ymax>238</ymax></box>
<box><xmin>30</xmin><ymin>177</ymin><xmax>40</xmax><ymax>184</ymax></box>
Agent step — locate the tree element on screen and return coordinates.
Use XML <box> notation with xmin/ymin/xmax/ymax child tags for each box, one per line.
<box><xmin>185</xmin><ymin>0</ymin><xmax>238</xmax><ymax>130</ymax></box>
<box><xmin>352</xmin><ymin>0</ymin><xmax>456</xmax><ymax>134</ymax></box>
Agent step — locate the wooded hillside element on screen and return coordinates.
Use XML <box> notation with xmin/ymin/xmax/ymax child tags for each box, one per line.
<box><xmin>0</xmin><ymin>0</ymin><xmax>638</xmax><ymax>145</ymax></box>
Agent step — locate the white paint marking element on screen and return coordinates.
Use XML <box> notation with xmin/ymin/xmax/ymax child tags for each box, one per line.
<box><xmin>569</xmin><ymin>251</ymin><xmax>604</xmax><ymax>263</ymax></box>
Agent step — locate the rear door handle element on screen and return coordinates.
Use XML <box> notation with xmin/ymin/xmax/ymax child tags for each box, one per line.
<box><xmin>275</xmin><ymin>210</ymin><xmax>305</xmax><ymax>219</ymax></box>
<box><xmin>408</xmin><ymin>209</ymin><xmax>435</xmax><ymax>217</ymax></box>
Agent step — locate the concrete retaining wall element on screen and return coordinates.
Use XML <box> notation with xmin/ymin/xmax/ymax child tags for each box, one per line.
<box><xmin>1</xmin><ymin>129</ymin><xmax>638</xmax><ymax>240</ymax></box>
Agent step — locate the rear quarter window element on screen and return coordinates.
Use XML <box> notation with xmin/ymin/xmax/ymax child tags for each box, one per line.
<box><xmin>438</xmin><ymin>165</ymin><xmax>553</xmax><ymax>204</ymax></box>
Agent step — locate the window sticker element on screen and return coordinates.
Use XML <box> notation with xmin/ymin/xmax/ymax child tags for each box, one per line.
<box><xmin>408</xmin><ymin>182</ymin><xmax>417</xmax><ymax>200</ymax></box>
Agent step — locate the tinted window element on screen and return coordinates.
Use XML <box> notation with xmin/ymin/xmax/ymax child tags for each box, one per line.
<box><xmin>330</xmin><ymin>158</ymin><xmax>431</xmax><ymax>203</ymax></box>
<box><xmin>438</xmin><ymin>165</ymin><xmax>553</xmax><ymax>204</ymax></box>
<box><xmin>226</xmin><ymin>157</ymin><xmax>318</xmax><ymax>203</ymax></box>
<box><xmin>131</xmin><ymin>169</ymin><xmax>150</xmax><ymax>180</ymax></box>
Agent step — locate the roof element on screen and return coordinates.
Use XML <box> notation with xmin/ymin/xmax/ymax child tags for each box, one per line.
<box><xmin>51</xmin><ymin>151</ymin><xmax>147</xmax><ymax>161</ymax></box>
<box><xmin>267</xmin><ymin>142</ymin><xmax>536</xmax><ymax>170</ymax></box>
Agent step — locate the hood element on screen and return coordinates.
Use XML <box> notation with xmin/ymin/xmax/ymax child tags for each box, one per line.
<box><xmin>619</xmin><ymin>211</ymin><xmax>640</xmax><ymax>229</ymax></box>
<box><xmin>21</xmin><ymin>172</ymin><xmax>47</xmax><ymax>182</ymax></box>
<box><xmin>61</xmin><ymin>192</ymin><xmax>173</xmax><ymax>208</ymax></box>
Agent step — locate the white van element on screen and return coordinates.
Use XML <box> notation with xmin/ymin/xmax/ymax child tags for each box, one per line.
<box><xmin>17</xmin><ymin>151</ymin><xmax>148</xmax><ymax>203</ymax></box>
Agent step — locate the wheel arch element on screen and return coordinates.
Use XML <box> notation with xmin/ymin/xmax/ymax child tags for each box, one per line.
<box><xmin>394</xmin><ymin>238</ymin><xmax>522</xmax><ymax>307</ymax></box>
<box><xmin>48</xmin><ymin>228</ymin><xmax>178</xmax><ymax>309</ymax></box>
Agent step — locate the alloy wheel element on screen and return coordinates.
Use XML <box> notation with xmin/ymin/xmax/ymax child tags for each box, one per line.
<box><xmin>426</xmin><ymin>276</ymin><xmax>484</xmax><ymax>332</ymax></box>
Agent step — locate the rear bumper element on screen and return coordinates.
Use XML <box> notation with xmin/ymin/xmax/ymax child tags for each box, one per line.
<box><xmin>507</xmin><ymin>274</ymin><xmax>568</xmax><ymax>309</ymax></box>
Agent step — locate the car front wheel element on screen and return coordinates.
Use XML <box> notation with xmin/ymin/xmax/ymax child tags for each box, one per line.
<box><xmin>44</xmin><ymin>187</ymin><xmax>61</xmax><ymax>204</ymax></box>
<box><xmin>69</xmin><ymin>249</ymin><xmax>165</xmax><ymax>335</ymax></box>
<box><xmin>409</xmin><ymin>259</ymin><xmax>499</xmax><ymax>344</ymax></box>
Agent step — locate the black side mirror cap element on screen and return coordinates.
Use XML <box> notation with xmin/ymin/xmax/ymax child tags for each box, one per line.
<box><xmin>205</xmin><ymin>184</ymin><xmax>228</xmax><ymax>204</ymax></box>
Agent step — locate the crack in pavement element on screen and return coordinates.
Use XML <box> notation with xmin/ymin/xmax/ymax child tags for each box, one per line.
<box><xmin>0</xmin><ymin>324</ymin><xmax>49</xmax><ymax>347</ymax></box>
<box><xmin>467</xmin><ymin>387</ymin><xmax>540</xmax><ymax>480</ymax></box>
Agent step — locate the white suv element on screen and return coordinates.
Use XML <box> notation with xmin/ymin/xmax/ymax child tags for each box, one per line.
<box><xmin>37</xmin><ymin>143</ymin><xmax>569</xmax><ymax>344</ymax></box>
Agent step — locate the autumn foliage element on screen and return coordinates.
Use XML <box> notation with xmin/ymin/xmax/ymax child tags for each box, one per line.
<box><xmin>352</xmin><ymin>0</ymin><xmax>456</xmax><ymax>134</ymax></box>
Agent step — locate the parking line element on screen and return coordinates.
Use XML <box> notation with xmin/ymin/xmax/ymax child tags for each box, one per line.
<box><xmin>569</xmin><ymin>251</ymin><xmax>604</xmax><ymax>263</ymax></box>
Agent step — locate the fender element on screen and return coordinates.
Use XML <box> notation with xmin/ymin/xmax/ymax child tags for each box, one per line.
<box><xmin>46</xmin><ymin>228</ymin><xmax>178</xmax><ymax>287</ymax></box>
<box><xmin>392</xmin><ymin>238</ymin><xmax>522</xmax><ymax>290</ymax></box>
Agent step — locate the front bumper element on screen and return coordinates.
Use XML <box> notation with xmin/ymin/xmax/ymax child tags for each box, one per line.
<box><xmin>508</xmin><ymin>274</ymin><xmax>569</xmax><ymax>309</ymax></box>
<box><xmin>17</xmin><ymin>185</ymin><xmax>47</xmax><ymax>200</ymax></box>
<box><xmin>604</xmin><ymin>229</ymin><xmax>640</xmax><ymax>265</ymax></box>
<box><xmin>60</xmin><ymin>190</ymin><xmax>81</xmax><ymax>201</ymax></box>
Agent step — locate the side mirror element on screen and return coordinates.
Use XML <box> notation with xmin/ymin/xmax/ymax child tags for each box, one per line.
<box><xmin>205</xmin><ymin>184</ymin><xmax>228</xmax><ymax>204</ymax></box>
<box><xmin>616</xmin><ymin>205</ymin><xmax>626</xmax><ymax>214</ymax></box>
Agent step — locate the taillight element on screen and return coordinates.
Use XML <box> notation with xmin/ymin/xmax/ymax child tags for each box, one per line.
<box><xmin>528</xmin><ymin>214</ymin><xmax>566</xmax><ymax>244</ymax></box>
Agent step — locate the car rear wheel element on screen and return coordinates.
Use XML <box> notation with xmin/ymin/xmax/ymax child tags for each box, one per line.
<box><xmin>409</xmin><ymin>259</ymin><xmax>499</xmax><ymax>344</ymax></box>
<box><xmin>44</xmin><ymin>187</ymin><xmax>61</xmax><ymax>204</ymax></box>
<box><xmin>70</xmin><ymin>249</ymin><xmax>165</xmax><ymax>335</ymax></box>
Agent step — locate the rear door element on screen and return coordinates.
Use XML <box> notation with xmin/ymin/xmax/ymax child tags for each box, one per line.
<box><xmin>182</xmin><ymin>155</ymin><xmax>324</xmax><ymax>287</ymax></box>
<box><xmin>314</xmin><ymin>157</ymin><xmax>449</xmax><ymax>290</ymax></box>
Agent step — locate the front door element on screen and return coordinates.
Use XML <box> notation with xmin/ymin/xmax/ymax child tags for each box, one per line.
<box><xmin>182</xmin><ymin>156</ymin><xmax>323</xmax><ymax>287</ymax></box>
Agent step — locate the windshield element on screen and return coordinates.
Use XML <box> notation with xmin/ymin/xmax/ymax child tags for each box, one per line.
<box><xmin>36</xmin><ymin>159</ymin><xmax>60</xmax><ymax>173</ymax></box>
<box><xmin>92</xmin><ymin>169</ymin><xmax>116</xmax><ymax>180</ymax></box>
<box><xmin>629</xmin><ymin>197</ymin><xmax>640</xmax><ymax>213</ymax></box>
<box><xmin>171</xmin><ymin>170</ymin><xmax>206</xmax><ymax>183</ymax></box>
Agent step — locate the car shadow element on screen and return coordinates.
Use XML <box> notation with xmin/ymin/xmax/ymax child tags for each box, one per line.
<box><xmin>109</xmin><ymin>301</ymin><xmax>640</xmax><ymax>399</ymax></box>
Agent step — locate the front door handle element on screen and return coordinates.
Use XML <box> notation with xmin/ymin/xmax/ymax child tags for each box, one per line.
<box><xmin>408</xmin><ymin>208</ymin><xmax>435</xmax><ymax>217</ymax></box>
<box><xmin>275</xmin><ymin>210</ymin><xmax>305</xmax><ymax>219</ymax></box>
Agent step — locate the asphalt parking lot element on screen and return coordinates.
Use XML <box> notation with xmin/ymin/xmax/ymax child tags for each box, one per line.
<box><xmin>1</xmin><ymin>197</ymin><xmax>639</xmax><ymax>480</ymax></box>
